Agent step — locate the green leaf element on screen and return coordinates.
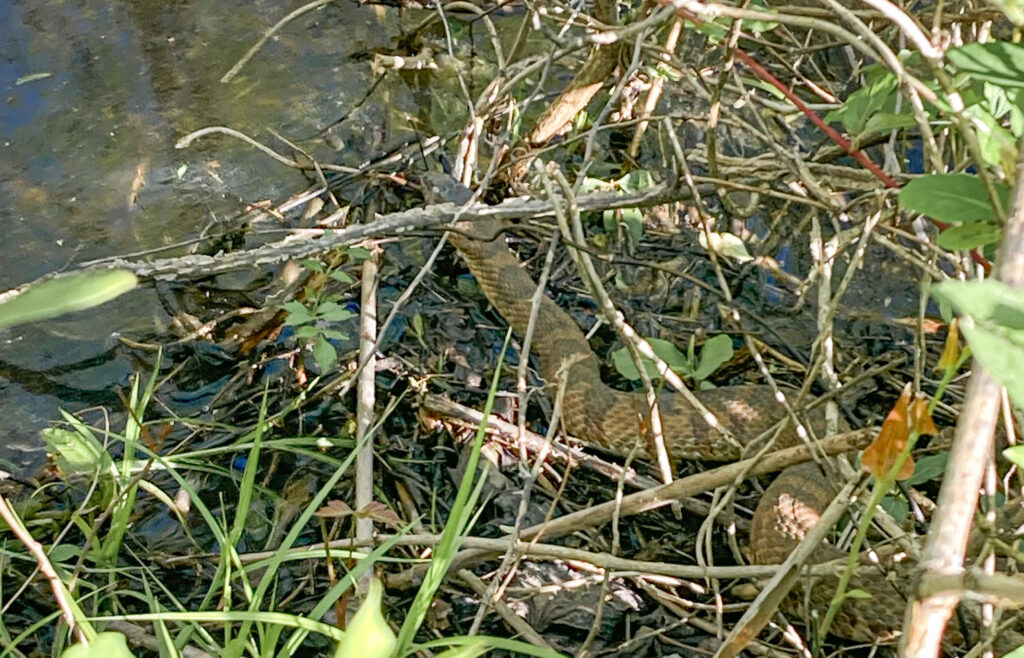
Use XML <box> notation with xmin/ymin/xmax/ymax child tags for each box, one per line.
<box><xmin>283</xmin><ymin>301</ymin><xmax>314</xmax><ymax>325</ymax></box>
<box><xmin>300</xmin><ymin>259</ymin><xmax>325</xmax><ymax>273</ymax></box>
<box><xmin>824</xmin><ymin>67</ymin><xmax>901</xmax><ymax>134</ymax></box>
<box><xmin>932</xmin><ymin>280</ymin><xmax>1024</xmax><ymax>408</ymax></box>
<box><xmin>880</xmin><ymin>495</ymin><xmax>909</xmax><ymax>521</ymax></box>
<box><xmin>294</xmin><ymin>325</ymin><xmax>320</xmax><ymax>339</ymax></box>
<box><xmin>317</xmin><ymin>302</ymin><xmax>355</xmax><ymax>323</ymax></box>
<box><xmin>1004</xmin><ymin>445</ymin><xmax>1024</xmax><ymax>470</ymax></box>
<box><xmin>948</xmin><ymin>42</ymin><xmax>1024</xmax><ymax>88</ymax></box>
<box><xmin>0</xmin><ymin>270</ymin><xmax>137</xmax><ymax>330</ymax></box>
<box><xmin>936</xmin><ymin>223</ymin><xmax>1002</xmax><ymax>250</ymax></box>
<box><xmin>618</xmin><ymin>169</ymin><xmax>654</xmax><ymax>192</ymax></box>
<box><xmin>693</xmin><ymin>334</ymin><xmax>734</xmax><ymax>381</ymax></box>
<box><xmin>898</xmin><ymin>174</ymin><xmax>1009</xmax><ymax>224</ymax></box>
<box><xmin>620</xmin><ymin>208</ymin><xmax>644</xmax><ymax>242</ymax></box>
<box><xmin>843</xmin><ymin>589</ymin><xmax>874</xmax><ymax>600</ymax></box>
<box><xmin>347</xmin><ymin>246</ymin><xmax>372</xmax><ymax>262</ymax></box>
<box><xmin>698</xmin><ymin>231</ymin><xmax>753</xmax><ymax>262</ymax></box>
<box><xmin>333</xmin><ymin>579</ymin><xmax>397</xmax><ymax>658</ymax></box>
<box><xmin>329</xmin><ymin>270</ymin><xmax>354</xmax><ymax>284</ymax></box>
<box><xmin>312</xmin><ymin>335</ymin><xmax>338</xmax><ymax>372</ymax></box>
<box><xmin>742</xmin><ymin>0</ymin><xmax>778</xmax><ymax>32</ymax></box>
<box><xmin>47</xmin><ymin>543</ymin><xmax>80</xmax><ymax>563</ymax></box>
<box><xmin>41</xmin><ymin>427</ymin><xmax>112</xmax><ymax>477</ymax></box>
<box><xmin>612</xmin><ymin>338</ymin><xmax>691</xmax><ymax>380</ymax></box>
<box><xmin>61</xmin><ymin>632</ymin><xmax>137</xmax><ymax>658</ymax></box>
<box><xmin>905</xmin><ymin>452</ymin><xmax>949</xmax><ymax>486</ymax></box>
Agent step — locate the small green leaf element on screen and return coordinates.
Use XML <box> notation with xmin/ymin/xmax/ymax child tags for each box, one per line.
<box><xmin>347</xmin><ymin>246</ymin><xmax>372</xmax><ymax>262</ymax></box>
<box><xmin>294</xmin><ymin>325</ymin><xmax>319</xmax><ymax>339</ymax></box>
<box><xmin>693</xmin><ymin>334</ymin><xmax>734</xmax><ymax>381</ymax></box>
<box><xmin>317</xmin><ymin>302</ymin><xmax>355</xmax><ymax>322</ymax></box>
<box><xmin>698</xmin><ymin>231</ymin><xmax>753</xmax><ymax>262</ymax></box>
<box><xmin>329</xmin><ymin>270</ymin><xmax>354</xmax><ymax>284</ymax></box>
<box><xmin>312</xmin><ymin>335</ymin><xmax>338</xmax><ymax>372</ymax></box>
<box><xmin>0</xmin><ymin>270</ymin><xmax>137</xmax><ymax>330</ymax></box>
<box><xmin>300</xmin><ymin>259</ymin><xmax>325</xmax><ymax>273</ymax></box>
<box><xmin>283</xmin><ymin>301</ymin><xmax>314</xmax><ymax>325</ymax></box>
<box><xmin>843</xmin><ymin>589</ymin><xmax>874</xmax><ymax>600</ymax></box>
<box><xmin>612</xmin><ymin>338</ymin><xmax>691</xmax><ymax>380</ymax></box>
<box><xmin>41</xmin><ymin>428</ymin><xmax>112</xmax><ymax>477</ymax></box>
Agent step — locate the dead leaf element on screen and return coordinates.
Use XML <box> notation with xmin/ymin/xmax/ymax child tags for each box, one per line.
<box><xmin>357</xmin><ymin>501</ymin><xmax>403</xmax><ymax>528</ymax></box>
<box><xmin>314</xmin><ymin>499</ymin><xmax>354</xmax><ymax>519</ymax></box>
<box><xmin>862</xmin><ymin>385</ymin><xmax>938</xmax><ymax>480</ymax></box>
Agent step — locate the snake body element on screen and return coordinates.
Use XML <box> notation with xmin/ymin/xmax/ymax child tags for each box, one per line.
<box><xmin>446</xmin><ymin>209</ymin><xmax>910</xmax><ymax>644</ymax></box>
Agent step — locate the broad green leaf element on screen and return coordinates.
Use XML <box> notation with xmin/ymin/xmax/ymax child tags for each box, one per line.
<box><xmin>612</xmin><ymin>338</ymin><xmax>691</xmax><ymax>381</ymax></box>
<box><xmin>693</xmin><ymin>334</ymin><xmax>735</xmax><ymax>381</ymax></box>
<box><xmin>959</xmin><ymin>320</ymin><xmax>1024</xmax><ymax>414</ymax></box>
<box><xmin>905</xmin><ymin>452</ymin><xmax>949</xmax><ymax>486</ymax></box>
<box><xmin>620</xmin><ymin>208</ymin><xmax>644</xmax><ymax>242</ymax></box>
<box><xmin>898</xmin><ymin>174</ymin><xmax>1009</xmax><ymax>224</ymax></box>
<box><xmin>933</xmin><ymin>279</ymin><xmax>1024</xmax><ymax>408</ymax></box>
<box><xmin>880</xmin><ymin>495</ymin><xmax>909</xmax><ymax>522</ymax></box>
<box><xmin>936</xmin><ymin>223</ymin><xmax>1002</xmax><ymax>250</ymax></box>
<box><xmin>329</xmin><ymin>270</ymin><xmax>354</xmax><ymax>284</ymax></box>
<box><xmin>61</xmin><ymin>632</ymin><xmax>136</xmax><ymax>658</ymax></box>
<box><xmin>0</xmin><ymin>270</ymin><xmax>137</xmax><ymax>330</ymax></box>
<box><xmin>47</xmin><ymin>543</ymin><xmax>80</xmax><ymax>563</ymax></box>
<box><xmin>948</xmin><ymin>42</ymin><xmax>1024</xmax><ymax>88</ymax></box>
<box><xmin>932</xmin><ymin>279</ymin><xmax>1024</xmax><ymax>325</ymax></box>
<box><xmin>312</xmin><ymin>335</ymin><xmax>337</xmax><ymax>372</ymax></box>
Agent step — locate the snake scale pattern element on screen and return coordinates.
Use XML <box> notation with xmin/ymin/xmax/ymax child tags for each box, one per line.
<box><xmin>445</xmin><ymin>209</ymin><xmax>914</xmax><ymax>646</ymax></box>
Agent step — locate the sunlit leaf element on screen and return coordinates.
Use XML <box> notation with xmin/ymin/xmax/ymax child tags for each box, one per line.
<box><xmin>948</xmin><ymin>41</ymin><xmax>1024</xmax><ymax>88</ymax></box>
<box><xmin>333</xmin><ymin>579</ymin><xmax>397</xmax><ymax>658</ymax></box>
<box><xmin>0</xmin><ymin>270</ymin><xmax>137</xmax><ymax>330</ymax></box>
<box><xmin>60</xmin><ymin>632</ymin><xmax>137</xmax><ymax>658</ymax></box>
<box><xmin>698</xmin><ymin>231</ymin><xmax>753</xmax><ymax>262</ymax></box>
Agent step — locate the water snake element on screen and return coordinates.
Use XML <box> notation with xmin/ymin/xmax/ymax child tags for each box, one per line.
<box><xmin>427</xmin><ymin>174</ymin><xmax>927</xmax><ymax>647</ymax></box>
